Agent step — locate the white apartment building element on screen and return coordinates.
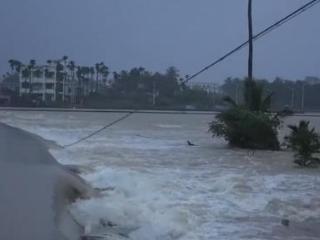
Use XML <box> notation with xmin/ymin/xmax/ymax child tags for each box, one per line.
<box><xmin>19</xmin><ymin>64</ymin><xmax>57</xmax><ymax>101</ymax></box>
<box><xmin>19</xmin><ymin>62</ymin><xmax>92</xmax><ymax>103</ymax></box>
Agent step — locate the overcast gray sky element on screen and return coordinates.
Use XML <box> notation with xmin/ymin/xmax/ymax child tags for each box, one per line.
<box><xmin>0</xmin><ymin>0</ymin><xmax>319</xmax><ymax>83</ymax></box>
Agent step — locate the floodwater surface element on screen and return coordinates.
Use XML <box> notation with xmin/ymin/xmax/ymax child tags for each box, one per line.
<box><xmin>1</xmin><ymin>110</ymin><xmax>320</xmax><ymax>239</ymax></box>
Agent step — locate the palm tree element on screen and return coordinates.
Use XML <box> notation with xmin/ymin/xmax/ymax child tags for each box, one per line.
<box><xmin>21</xmin><ymin>68</ymin><xmax>30</xmax><ymax>84</ymax></box>
<box><xmin>67</xmin><ymin>60</ymin><xmax>76</xmax><ymax>103</ymax></box>
<box><xmin>84</xmin><ymin>66</ymin><xmax>92</xmax><ymax>95</ymax></box>
<box><xmin>28</xmin><ymin>59</ymin><xmax>36</xmax><ymax>94</ymax></box>
<box><xmin>89</xmin><ymin>67</ymin><xmax>95</xmax><ymax>92</ymax></box>
<box><xmin>60</xmin><ymin>56</ymin><xmax>68</xmax><ymax>102</ymax></box>
<box><xmin>62</xmin><ymin>56</ymin><xmax>68</xmax><ymax>63</ymax></box>
<box><xmin>223</xmin><ymin>80</ymin><xmax>272</xmax><ymax>112</ymax></box>
<box><xmin>100</xmin><ymin>64</ymin><xmax>109</xmax><ymax>86</ymax></box>
<box><xmin>8</xmin><ymin>59</ymin><xmax>22</xmax><ymax>74</ymax></box>
<box><xmin>15</xmin><ymin>61</ymin><xmax>22</xmax><ymax>73</ymax></box>
<box><xmin>8</xmin><ymin>59</ymin><xmax>15</xmax><ymax>73</ymax></box>
<box><xmin>95</xmin><ymin>63</ymin><xmax>101</xmax><ymax>92</ymax></box>
<box><xmin>285</xmin><ymin>121</ymin><xmax>320</xmax><ymax>166</ymax></box>
<box><xmin>76</xmin><ymin>66</ymin><xmax>84</xmax><ymax>102</ymax></box>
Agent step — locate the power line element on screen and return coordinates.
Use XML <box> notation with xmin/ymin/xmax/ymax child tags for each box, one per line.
<box><xmin>63</xmin><ymin>111</ymin><xmax>134</xmax><ymax>148</ymax></box>
<box><xmin>183</xmin><ymin>0</ymin><xmax>320</xmax><ymax>84</ymax></box>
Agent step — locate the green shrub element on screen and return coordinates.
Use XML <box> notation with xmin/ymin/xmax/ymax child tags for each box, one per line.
<box><xmin>285</xmin><ymin>121</ymin><xmax>320</xmax><ymax>167</ymax></box>
<box><xmin>209</xmin><ymin>107</ymin><xmax>280</xmax><ymax>150</ymax></box>
<box><xmin>209</xmin><ymin>79</ymin><xmax>280</xmax><ymax>150</ymax></box>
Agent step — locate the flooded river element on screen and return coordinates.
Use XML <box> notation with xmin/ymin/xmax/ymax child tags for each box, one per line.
<box><xmin>1</xmin><ymin>110</ymin><xmax>320</xmax><ymax>239</ymax></box>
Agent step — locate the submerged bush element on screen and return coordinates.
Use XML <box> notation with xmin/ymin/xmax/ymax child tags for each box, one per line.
<box><xmin>285</xmin><ymin>121</ymin><xmax>320</xmax><ymax>167</ymax></box>
<box><xmin>209</xmin><ymin>79</ymin><xmax>280</xmax><ymax>150</ymax></box>
<box><xmin>209</xmin><ymin>107</ymin><xmax>280</xmax><ymax>150</ymax></box>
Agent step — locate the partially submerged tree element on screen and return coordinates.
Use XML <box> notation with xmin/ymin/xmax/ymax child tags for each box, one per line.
<box><xmin>285</xmin><ymin>121</ymin><xmax>320</xmax><ymax>167</ymax></box>
<box><xmin>209</xmin><ymin>80</ymin><xmax>280</xmax><ymax>150</ymax></box>
<box><xmin>209</xmin><ymin>0</ymin><xmax>280</xmax><ymax>150</ymax></box>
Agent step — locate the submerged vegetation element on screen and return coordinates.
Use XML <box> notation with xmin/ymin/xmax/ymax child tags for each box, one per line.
<box><xmin>209</xmin><ymin>79</ymin><xmax>280</xmax><ymax>150</ymax></box>
<box><xmin>209</xmin><ymin>1</ymin><xmax>280</xmax><ymax>150</ymax></box>
<box><xmin>285</xmin><ymin>121</ymin><xmax>320</xmax><ymax>167</ymax></box>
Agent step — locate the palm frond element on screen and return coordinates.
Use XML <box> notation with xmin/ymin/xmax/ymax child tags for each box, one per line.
<box><xmin>261</xmin><ymin>93</ymin><xmax>273</xmax><ymax>112</ymax></box>
<box><xmin>223</xmin><ymin>96</ymin><xmax>237</xmax><ymax>107</ymax></box>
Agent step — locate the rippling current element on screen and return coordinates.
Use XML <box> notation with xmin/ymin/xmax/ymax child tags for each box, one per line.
<box><xmin>1</xmin><ymin>110</ymin><xmax>320</xmax><ymax>239</ymax></box>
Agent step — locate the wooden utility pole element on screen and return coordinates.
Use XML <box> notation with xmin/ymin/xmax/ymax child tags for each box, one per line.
<box><xmin>248</xmin><ymin>0</ymin><xmax>253</xmax><ymax>82</ymax></box>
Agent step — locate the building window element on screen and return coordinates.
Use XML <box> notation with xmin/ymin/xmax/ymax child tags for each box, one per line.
<box><xmin>45</xmin><ymin>94</ymin><xmax>54</xmax><ymax>101</ymax></box>
<box><xmin>32</xmin><ymin>83</ymin><xmax>43</xmax><ymax>90</ymax></box>
<box><xmin>46</xmin><ymin>83</ymin><xmax>54</xmax><ymax>89</ymax></box>
<box><xmin>21</xmin><ymin>81</ymin><xmax>30</xmax><ymax>88</ymax></box>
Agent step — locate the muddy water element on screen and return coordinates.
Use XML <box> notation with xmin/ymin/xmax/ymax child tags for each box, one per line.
<box><xmin>1</xmin><ymin>111</ymin><xmax>320</xmax><ymax>239</ymax></box>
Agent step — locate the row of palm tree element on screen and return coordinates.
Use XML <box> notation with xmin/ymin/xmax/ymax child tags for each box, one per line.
<box><xmin>8</xmin><ymin>57</ymin><xmax>110</xmax><ymax>100</ymax></box>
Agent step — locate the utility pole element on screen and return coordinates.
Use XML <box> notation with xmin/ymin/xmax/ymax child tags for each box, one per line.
<box><xmin>248</xmin><ymin>0</ymin><xmax>253</xmax><ymax>82</ymax></box>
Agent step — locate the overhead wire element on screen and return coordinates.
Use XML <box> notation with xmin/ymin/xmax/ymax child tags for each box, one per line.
<box><xmin>63</xmin><ymin>111</ymin><xmax>134</xmax><ymax>148</ymax></box>
<box><xmin>61</xmin><ymin>0</ymin><xmax>320</xmax><ymax>147</ymax></box>
<box><xmin>183</xmin><ymin>0</ymin><xmax>320</xmax><ymax>84</ymax></box>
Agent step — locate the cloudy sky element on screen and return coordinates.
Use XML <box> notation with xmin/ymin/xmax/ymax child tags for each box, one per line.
<box><xmin>0</xmin><ymin>0</ymin><xmax>319</xmax><ymax>83</ymax></box>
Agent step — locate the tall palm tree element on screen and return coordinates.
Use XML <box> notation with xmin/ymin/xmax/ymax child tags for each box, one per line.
<box><xmin>8</xmin><ymin>59</ymin><xmax>22</xmax><ymax>74</ymax></box>
<box><xmin>8</xmin><ymin>59</ymin><xmax>15</xmax><ymax>73</ymax></box>
<box><xmin>89</xmin><ymin>67</ymin><xmax>95</xmax><ymax>92</ymax></box>
<box><xmin>62</xmin><ymin>56</ymin><xmax>68</xmax><ymax>63</ymax></box>
<box><xmin>60</xmin><ymin>56</ymin><xmax>68</xmax><ymax>102</ymax></box>
<box><xmin>224</xmin><ymin>80</ymin><xmax>272</xmax><ymax>112</ymax></box>
<box><xmin>15</xmin><ymin>61</ymin><xmax>22</xmax><ymax>73</ymax></box>
<box><xmin>21</xmin><ymin>67</ymin><xmax>30</xmax><ymax>91</ymax></box>
<box><xmin>95</xmin><ymin>62</ymin><xmax>101</xmax><ymax>92</ymax></box>
<box><xmin>67</xmin><ymin>60</ymin><xmax>76</xmax><ymax>103</ymax></box>
<box><xmin>76</xmin><ymin>66</ymin><xmax>84</xmax><ymax>102</ymax></box>
<box><xmin>100</xmin><ymin>64</ymin><xmax>109</xmax><ymax>86</ymax></box>
<box><xmin>28</xmin><ymin>59</ymin><xmax>36</xmax><ymax>94</ymax></box>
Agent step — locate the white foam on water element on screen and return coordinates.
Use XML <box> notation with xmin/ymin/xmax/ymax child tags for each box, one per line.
<box><xmin>156</xmin><ymin>124</ymin><xmax>183</xmax><ymax>129</ymax></box>
<box><xmin>70</xmin><ymin>167</ymin><xmax>198</xmax><ymax>240</ymax></box>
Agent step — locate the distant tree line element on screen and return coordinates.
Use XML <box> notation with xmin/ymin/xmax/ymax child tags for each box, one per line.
<box><xmin>220</xmin><ymin>77</ymin><xmax>320</xmax><ymax>112</ymax></box>
<box><xmin>86</xmin><ymin>66</ymin><xmax>218</xmax><ymax>109</ymax></box>
<box><xmin>1</xmin><ymin>59</ymin><xmax>217</xmax><ymax>109</ymax></box>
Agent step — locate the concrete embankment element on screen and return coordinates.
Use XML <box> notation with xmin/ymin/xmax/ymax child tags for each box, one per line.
<box><xmin>0</xmin><ymin>123</ymin><xmax>94</xmax><ymax>240</ymax></box>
